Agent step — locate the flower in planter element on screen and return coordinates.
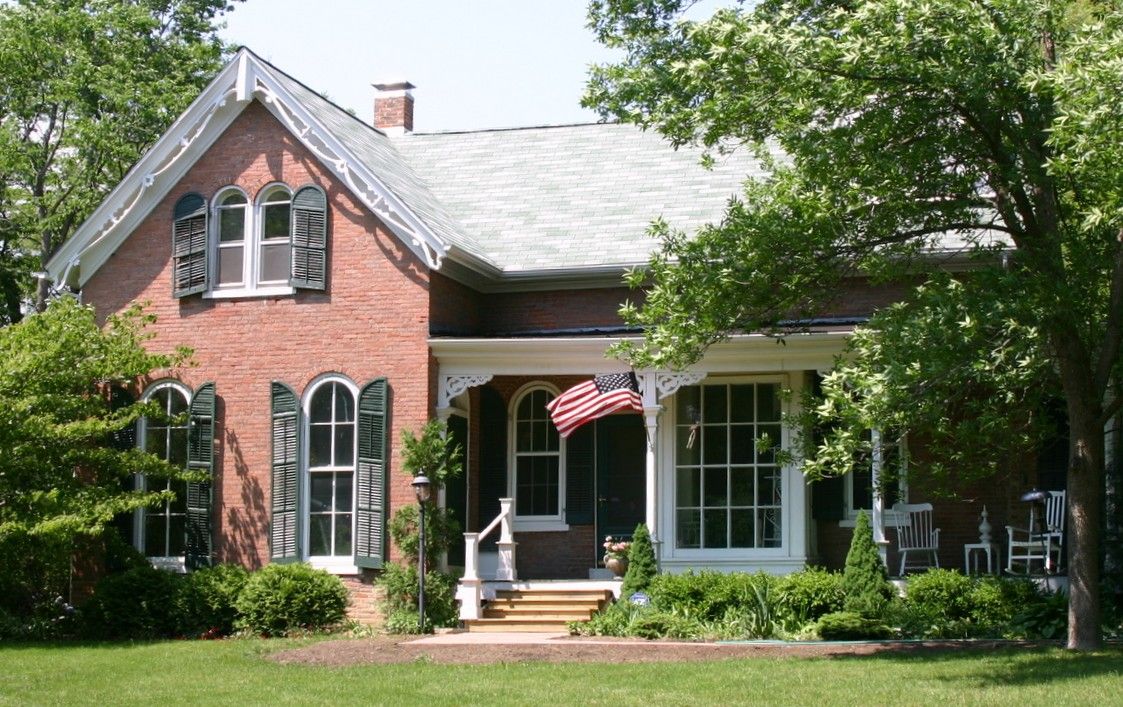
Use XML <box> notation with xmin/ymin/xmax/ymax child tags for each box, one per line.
<box><xmin>603</xmin><ymin>535</ymin><xmax>631</xmax><ymax>561</ymax></box>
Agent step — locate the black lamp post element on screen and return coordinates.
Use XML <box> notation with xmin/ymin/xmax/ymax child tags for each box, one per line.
<box><xmin>411</xmin><ymin>473</ymin><xmax>431</xmax><ymax>633</ymax></box>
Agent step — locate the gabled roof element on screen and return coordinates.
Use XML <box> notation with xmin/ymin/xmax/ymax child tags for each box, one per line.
<box><xmin>45</xmin><ymin>48</ymin><xmax>761</xmax><ymax>290</ymax></box>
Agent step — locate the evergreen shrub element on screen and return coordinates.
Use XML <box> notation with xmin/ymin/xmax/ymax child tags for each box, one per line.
<box><xmin>621</xmin><ymin>523</ymin><xmax>658</xmax><ymax>598</ymax></box>
<box><xmin>176</xmin><ymin>563</ymin><xmax>249</xmax><ymax>637</ymax></box>
<box><xmin>235</xmin><ymin>563</ymin><xmax>348</xmax><ymax>636</ymax></box>
<box><xmin>81</xmin><ymin>564</ymin><xmax>183</xmax><ymax>639</ymax></box>
<box><xmin>815</xmin><ymin>610</ymin><xmax>892</xmax><ymax>640</ymax></box>
<box><xmin>774</xmin><ymin>567</ymin><xmax>845</xmax><ymax>629</ymax></box>
<box><xmin>841</xmin><ymin>510</ymin><xmax>895</xmax><ymax>617</ymax></box>
<box><xmin>377</xmin><ymin>562</ymin><xmax>459</xmax><ymax>632</ymax></box>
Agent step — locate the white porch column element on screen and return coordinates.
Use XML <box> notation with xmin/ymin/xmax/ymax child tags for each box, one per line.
<box><xmin>643</xmin><ymin>405</ymin><xmax>662</xmax><ymax>535</ymax></box>
<box><xmin>870</xmin><ymin>429</ymin><xmax>889</xmax><ymax>566</ymax></box>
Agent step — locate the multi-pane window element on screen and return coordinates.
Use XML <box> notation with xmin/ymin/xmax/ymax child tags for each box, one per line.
<box><xmin>307</xmin><ymin>381</ymin><xmax>355</xmax><ymax>557</ymax></box>
<box><xmin>675</xmin><ymin>382</ymin><xmax>783</xmax><ymax>550</ymax></box>
<box><xmin>215</xmin><ymin>190</ymin><xmax>248</xmax><ymax>287</ymax></box>
<box><xmin>258</xmin><ymin>186</ymin><xmax>292</xmax><ymax>284</ymax></box>
<box><xmin>140</xmin><ymin>385</ymin><xmax>190</xmax><ymax>558</ymax></box>
<box><xmin>514</xmin><ymin>388</ymin><xmax>560</xmax><ymax>517</ymax></box>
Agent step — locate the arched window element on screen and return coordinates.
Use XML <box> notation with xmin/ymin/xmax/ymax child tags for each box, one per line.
<box><xmin>257</xmin><ymin>185</ymin><xmax>292</xmax><ymax>285</ymax></box>
<box><xmin>305</xmin><ymin>377</ymin><xmax>357</xmax><ymax>560</ymax></box>
<box><xmin>138</xmin><ymin>382</ymin><xmax>190</xmax><ymax>562</ymax></box>
<box><xmin>512</xmin><ymin>386</ymin><xmax>562</xmax><ymax>520</ymax></box>
<box><xmin>215</xmin><ymin>188</ymin><xmax>248</xmax><ymax>287</ymax></box>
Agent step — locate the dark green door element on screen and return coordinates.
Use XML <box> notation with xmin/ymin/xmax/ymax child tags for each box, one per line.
<box><xmin>595</xmin><ymin>415</ymin><xmax>647</xmax><ymax>556</ymax></box>
<box><xmin>445</xmin><ymin>415</ymin><xmax>468</xmax><ymax>567</ymax></box>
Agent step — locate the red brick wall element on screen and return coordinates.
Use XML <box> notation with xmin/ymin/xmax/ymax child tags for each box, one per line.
<box><xmin>83</xmin><ymin>100</ymin><xmax>434</xmax><ymax>570</ymax></box>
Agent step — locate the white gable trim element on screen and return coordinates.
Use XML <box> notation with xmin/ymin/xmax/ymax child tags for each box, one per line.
<box><xmin>46</xmin><ymin>48</ymin><xmax>449</xmax><ymax>288</ymax></box>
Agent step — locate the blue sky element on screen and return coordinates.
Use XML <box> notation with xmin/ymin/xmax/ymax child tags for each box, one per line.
<box><xmin>219</xmin><ymin>1</ymin><xmax>621</xmax><ymax>132</ymax></box>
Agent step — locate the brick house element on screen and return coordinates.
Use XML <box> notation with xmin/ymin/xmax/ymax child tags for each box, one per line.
<box><xmin>46</xmin><ymin>48</ymin><xmax>1066</xmax><ymax>615</ymax></box>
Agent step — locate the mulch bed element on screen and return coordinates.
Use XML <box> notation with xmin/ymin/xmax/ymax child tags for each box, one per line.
<box><xmin>269</xmin><ymin>635</ymin><xmax>1034</xmax><ymax>667</ymax></box>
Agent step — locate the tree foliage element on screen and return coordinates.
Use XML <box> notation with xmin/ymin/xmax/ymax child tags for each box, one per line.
<box><xmin>587</xmin><ymin>0</ymin><xmax>1123</xmax><ymax>648</ymax></box>
<box><xmin>621</xmin><ymin>522</ymin><xmax>658</xmax><ymax>597</ymax></box>
<box><xmin>0</xmin><ymin>297</ymin><xmax>193</xmax><ymax>543</ymax></box>
<box><xmin>0</xmin><ymin>0</ymin><xmax>240</xmax><ymax>323</ymax></box>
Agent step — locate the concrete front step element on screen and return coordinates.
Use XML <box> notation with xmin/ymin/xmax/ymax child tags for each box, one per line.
<box><xmin>464</xmin><ymin>587</ymin><xmax>614</xmax><ymax>633</ymax></box>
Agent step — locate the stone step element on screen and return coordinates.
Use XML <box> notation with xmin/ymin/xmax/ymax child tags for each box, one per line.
<box><xmin>486</xmin><ymin>599</ymin><xmax>603</xmax><ymax>612</ymax></box>
<box><xmin>482</xmin><ymin>607</ymin><xmax>597</xmax><ymax>620</ymax></box>
<box><xmin>494</xmin><ymin>589</ymin><xmax>613</xmax><ymax>602</ymax></box>
<box><xmin>463</xmin><ymin>618</ymin><xmax>575</xmax><ymax>633</ymax></box>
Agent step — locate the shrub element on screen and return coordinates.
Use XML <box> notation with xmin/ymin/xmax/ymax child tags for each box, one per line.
<box><xmin>573</xmin><ymin>602</ymin><xmax>704</xmax><ymax>640</ymax></box>
<box><xmin>176</xmin><ymin>564</ymin><xmax>249</xmax><ymax>637</ymax></box>
<box><xmin>842</xmin><ymin>510</ymin><xmax>895</xmax><ymax>617</ymax></box>
<box><xmin>774</xmin><ymin>567</ymin><xmax>845</xmax><ymax>629</ymax></box>
<box><xmin>235</xmin><ymin>563</ymin><xmax>348</xmax><ymax>636</ymax></box>
<box><xmin>815</xmin><ymin>610</ymin><xmax>892</xmax><ymax>640</ymax></box>
<box><xmin>621</xmin><ymin>523</ymin><xmax>658</xmax><ymax>598</ymax></box>
<box><xmin>81</xmin><ymin>564</ymin><xmax>183</xmax><ymax>639</ymax></box>
<box><xmin>647</xmin><ymin>570</ymin><xmax>778</xmax><ymax>638</ymax></box>
<box><xmin>377</xmin><ymin>562</ymin><xmax>459</xmax><ymax>632</ymax></box>
<box><xmin>1009</xmin><ymin>587</ymin><xmax>1068</xmax><ymax>639</ymax></box>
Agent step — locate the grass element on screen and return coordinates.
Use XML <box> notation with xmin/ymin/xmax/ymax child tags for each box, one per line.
<box><xmin>0</xmin><ymin>639</ymin><xmax>1121</xmax><ymax>706</ymax></box>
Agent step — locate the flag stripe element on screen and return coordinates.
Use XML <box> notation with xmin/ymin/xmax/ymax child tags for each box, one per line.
<box><xmin>547</xmin><ymin>373</ymin><xmax>642</xmax><ymax>438</ymax></box>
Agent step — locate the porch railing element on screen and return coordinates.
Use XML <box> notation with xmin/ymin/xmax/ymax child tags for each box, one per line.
<box><xmin>456</xmin><ymin>497</ymin><xmax>517</xmax><ymax>620</ymax></box>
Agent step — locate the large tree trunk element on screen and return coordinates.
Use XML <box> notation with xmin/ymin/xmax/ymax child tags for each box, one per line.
<box><xmin>1065</xmin><ymin>396</ymin><xmax>1105</xmax><ymax>650</ymax></box>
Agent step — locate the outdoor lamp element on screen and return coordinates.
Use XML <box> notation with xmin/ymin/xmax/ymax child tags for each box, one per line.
<box><xmin>411</xmin><ymin>473</ymin><xmax>431</xmax><ymax>633</ymax></box>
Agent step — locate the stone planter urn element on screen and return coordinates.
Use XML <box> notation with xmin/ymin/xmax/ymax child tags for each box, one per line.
<box><xmin>604</xmin><ymin>556</ymin><xmax>628</xmax><ymax>578</ymax></box>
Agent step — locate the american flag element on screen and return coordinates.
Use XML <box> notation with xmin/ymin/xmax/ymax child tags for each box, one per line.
<box><xmin>546</xmin><ymin>372</ymin><xmax>643</xmax><ymax>438</ymax></box>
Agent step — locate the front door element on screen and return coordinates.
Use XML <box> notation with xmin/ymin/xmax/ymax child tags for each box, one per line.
<box><xmin>595</xmin><ymin>415</ymin><xmax>647</xmax><ymax>557</ymax></box>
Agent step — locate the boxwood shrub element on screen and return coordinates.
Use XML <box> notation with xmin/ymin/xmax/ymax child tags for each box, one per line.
<box><xmin>235</xmin><ymin>563</ymin><xmax>348</xmax><ymax>636</ymax></box>
<box><xmin>81</xmin><ymin>564</ymin><xmax>184</xmax><ymax>639</ymax></box>
<box><xmin>176</xmin><ymin>563</ymin><xmax>250</xmax><ymax>638</ymax></box>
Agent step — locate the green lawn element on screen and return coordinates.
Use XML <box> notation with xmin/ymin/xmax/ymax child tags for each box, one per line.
<box><xmin>1</xmin><ymin>640</ymin><xmax>1120</xmax><ymax>706</ymax></box>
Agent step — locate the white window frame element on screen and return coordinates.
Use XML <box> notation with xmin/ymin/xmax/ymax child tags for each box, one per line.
<box><xmin>508</xmin><ymin>382</ymin><xmax>568</xmax><ymax>532</ymax></box>
<box><xmin>301</xmin><ymin>375</ymin><xmax>359</xmax><ymax>574</ymax></box>
<box><xmin>205</xmin><ymin>183</ymin><xmax>295</xmax><ymax>299</ymax></box>
<box><xmin>135</xmin><ymin>380</ymin><xmax>191</xmax><ymax>573</ymax></box>
<box><xmin>670</xmin><ymin>376</ymin><xmax>790</xmax><ymax>558</ymax></box>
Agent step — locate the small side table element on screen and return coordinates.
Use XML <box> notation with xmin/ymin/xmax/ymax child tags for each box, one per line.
<box><xmin>963</xmin><ymin>542</ymin><xmax>998</xmax><ymax>574</ymax></box>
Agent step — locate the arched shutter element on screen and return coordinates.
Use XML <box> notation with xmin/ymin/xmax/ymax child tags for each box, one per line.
<box><xmin>271</xmin><ymin>382</ymin><xmax>302</xmax><ymax>563</ymax></box>
<box><xmin>355</xmin><ymin>378</ymin><xmax>388</xmax><ymax>569</ymax></box>
<box><xmin>185</xmin><ymin>382</ymin><xmax>215</xmax><ymax>570</ymax></box>
<box><xmin>290</xmin><ymin>185</ymin><xmax>327</xmax><ymax>290</ymax></box>
<box><xmin>172</xmin><ymin>193</ymin><xmax>209</xmax><ymax>297</ymax></box>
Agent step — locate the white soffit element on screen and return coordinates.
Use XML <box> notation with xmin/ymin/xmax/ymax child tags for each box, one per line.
<box><xmin>46</xmin><ymin>48</ymin><xmax>449</xmax><ymax>288</ymax></box>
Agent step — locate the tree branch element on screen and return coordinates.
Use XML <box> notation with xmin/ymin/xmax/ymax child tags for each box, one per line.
<box><xmin>1094</xmin><ymin>228</ymin><xmax>1123</xmax><ymax>394</ymax></box>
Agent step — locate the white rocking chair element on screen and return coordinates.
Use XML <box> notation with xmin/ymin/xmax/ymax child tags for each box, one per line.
<box><xmin>890</xmin><ymin>502</ymin><xmax>941</xmax><ymax>576</ymax></box>
<box><xmin>1006</xmin><ymin>490</ymin><xmax>1065</xmax><ymax>574</ymax></box>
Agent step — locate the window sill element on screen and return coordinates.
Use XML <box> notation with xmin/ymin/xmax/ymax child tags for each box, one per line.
<box><xmin>308</xmin><ymin>557</ymin><xmax>359</xmax><ymax>575</ymax></box>
<box><xmin>839</xmin><ymin>510</ymin><xmax>903</xmax><ymax>528</ymax></box>
<box><xmin>204</xmin><ymin>285</ymin><xmax>295</xmax><ymax>299</ymax></box>
<box><xmin>512</xmin><ymin>519</ymin><xmax>569</xmax><ymax>533</ymax></box>
<box><xmin>148</xmin><ymin>556</ymin><xmax>187</xmax><ymax>573</ymax></box>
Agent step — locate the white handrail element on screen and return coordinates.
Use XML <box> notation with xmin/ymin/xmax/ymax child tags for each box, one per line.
<box><xmin>456</xmin><ymin>498</ymin><xmax>516</xmax><ymax>620</ymax></box>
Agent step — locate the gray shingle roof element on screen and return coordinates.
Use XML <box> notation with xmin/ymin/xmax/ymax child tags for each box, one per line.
<box><xmin>395</xmin><ymin>124</ymin><xmax>763</xmax><ymax>274</ymax></box>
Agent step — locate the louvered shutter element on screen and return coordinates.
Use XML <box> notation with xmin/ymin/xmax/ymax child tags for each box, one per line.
<box><xmin>172</xmin><ymin>193</ymin><xmax>209</xmax><ymax>297</ymax></box>
<box><xmin>476</xmin><ymin>386</ymin><xmax>507</xmax><ymax>549</ymax></box>
<box><xmin>185</xmin><ymin>382</ymin><xmax>215</xmax><ymax>570</ymax></box>
<box><xmin>271</xmin><ymin>382</ymin><xmax>302</xmax><ymax>563</ymax></box>
<box><xmin>565</xmin><ymin>423</ymin><xmax>595</xmax><ymax>525</ymax></box>
<box><xmin>355</xmin><ymin>378</ymin><xmax>388</xmax><ymax>569</ymax></box>
<box><xmin>290</xmin><ymin>185</ymin><xmax>327</xmax><ymax>290</ymax></box>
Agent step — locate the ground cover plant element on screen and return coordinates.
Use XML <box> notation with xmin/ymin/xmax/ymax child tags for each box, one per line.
<box><xmin>1</xmin><ymin>639</ymin><xmax>1120</xmax><ymax>706</ymax></box>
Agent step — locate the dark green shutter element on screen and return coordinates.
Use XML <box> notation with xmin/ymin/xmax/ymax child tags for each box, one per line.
<box><xmin>172</xmin><ymin>193</ymin><xmax>208</xmax><ymax>297</ymax></box>
<box><xmin>355</xmin><ymin>378</ymin><xmax>388</xmax><ymax>569</ymax></box>
<box><xmin>290</xmin><ymin>185</ymin><xmax>327</xmax><ymax>290</ymax></box>
<box><xmin>477</xmin><ymin>386</ymin><xmax>507</xmax><ymax>549</ymax></box>
<box><xmin>565</xmin><ymin>423</ymin><xmax>595</xmax><ymax>525</ymax></box>
<box><xmin>271</xmin><ymin>382</ymin><xmax>301</xmax><ymax>563</ymax></box>
<box><xmin>185</xmin><ymin>382</ymin><xmax>215</xmax><ymax>570</ymax></box>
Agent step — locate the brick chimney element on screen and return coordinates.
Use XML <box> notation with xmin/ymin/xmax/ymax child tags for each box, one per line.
<box><xmin>372</xmin><ymin>81</ymin><xmax>415</xmax><ymax>135</ymax></box>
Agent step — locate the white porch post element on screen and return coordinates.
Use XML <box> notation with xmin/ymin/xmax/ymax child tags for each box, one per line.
<box><xmin>870</xmin><ymin>429</ymin><xmax>889</xmax><ymax>566</ymax></box>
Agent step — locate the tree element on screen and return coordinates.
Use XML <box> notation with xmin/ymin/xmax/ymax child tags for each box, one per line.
<box><xmin>621</xmin><ymin>522</ymin><xmax>658</xmax><ymax>597</ymax></box>
<box><xmin>0</xmin><ymin>297</ymin><xmax>193</xmax><ymax>618</ymax></box>
<box><xmin>586</xmin><ymin>0</ymin><xmax>1123</xmax><ymax>649</ymax></box>
<box><xmin>0</xmin><ymin>0</ymin><xmax>241</xmax><ymax>323</ymax></box>
<box><xmin>841</xmin><ymin>511</ymin><xmax>893</xmax><ymax>618</ymax></box>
